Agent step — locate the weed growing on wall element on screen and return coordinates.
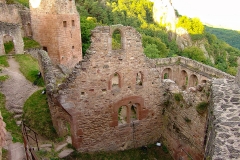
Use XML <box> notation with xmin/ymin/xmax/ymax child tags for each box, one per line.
<box><xmin>196</xmin><ymin>101</ymin><xmax>208</xmax><ymax>114</ymax></box>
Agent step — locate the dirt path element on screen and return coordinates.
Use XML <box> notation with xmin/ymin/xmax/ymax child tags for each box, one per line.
<box><xmin>0</xmin><ymin>56</ymin><xmax>39</xmax><ymax>121</ymax></box>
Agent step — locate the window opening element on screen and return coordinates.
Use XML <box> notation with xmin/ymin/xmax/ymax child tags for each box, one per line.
<box><xmin>118</xmin><ymin>106</ymin><xmax>127</xmax><ymax>125</ymax></box>
<box><xmin>130</xmin><ymin>104</ymin><xmax>137</xmax><ymax>121</ymax></box>
<box><xmin>72</xmin><ymin>46</ymin><xmax>74</xmax><ymax>49</ymax></box>
<box><xmin>3</xmin><ymin>35</ymin><xmax>14</xmax><ymax>54</ymax></box>
<box><xmin>164</xmin><ymin>73</ymin><xmax>168</xmax><ymax>79</ymax></box>
<box><xmin>43</xmin><ymin>46</ymin><xmax>48</xmax><ymax>52</ymax></box>
<box><xmin>63</xmin><ymin>21</ymin><xmax>67</xmax><ymax>27</ymax></box>
<box><xmin>136</xmin><ymin>72</ymin><xmax>143</xmax><ymax>86</ymax></box>
<box><xmin>72</xmin><ymin>20</ymin><xmax>75</xmax><ymax>27</ymax></box>
<box><xmin>112</xmin><ymin>29</ymin><xmax>121</xmax><ymax>50</ymax></box>
<box><xmin>112</xmin><ymin>73</ymin><xmax>119</xmax><ymax>89</ymax></box>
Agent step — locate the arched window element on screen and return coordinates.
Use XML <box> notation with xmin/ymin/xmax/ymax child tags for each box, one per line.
<box><xmin>112</xmin><ymin>72</ymin><xmax>120</xmax><ymax>89</ymax></box>
<box><xmin>130</xmin><ymin>104</ymin><xmax>138</xmax><ymax>121</ymax></box>
<box><xmin>162</xmin><ymin>68</ymin><xmax>172</xmax><ymax>79</ymax></box>
<box><xmin>136</xmin><ymin>71</ymin><xmax>143</xmax><ymax>86</ymax></box>
<box><xmin>189</xmin><ymin>74</ymin><xmax>198</xmax><ymax>87</ymax></box>
<box><xmin>112</xmin><ymin>29</ymin><xmax>122</xmax><ymax>50</ymax></box>
<box><xmin>180</xmin><ymin>70</ymin><xmax>188</xmax><ymax>90</ymax></box>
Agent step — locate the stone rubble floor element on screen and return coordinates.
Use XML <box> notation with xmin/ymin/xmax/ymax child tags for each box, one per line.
<box><xmin>212</xmin><ymin>79</ymin><xmax>240</xmax><ymax>159</ymax></box>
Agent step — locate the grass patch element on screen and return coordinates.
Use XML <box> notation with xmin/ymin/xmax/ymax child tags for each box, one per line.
<box><xmin>4</xmin><ymin>41</ymin><xmax>14</xmax><ymax>54</ymax></box>
<box><xmin>65</xmin><ymin>144</ymin><xmax>173</xmax><ymax>160</ymax></box>
<box><xmin>23</xmin><ymin>37</ymin><xmax>40</xmax><ymax>50</ymax></box>
<box><xmin>0</xmin><ymin>93</ymin><xmax>22</xmax><ymax>142</ymax></box>
<box><xmin>0</xmin><ymin>75</ymin><xmax>9</xmax><ymax>82</ymax></box>
<box><xmin>196</xmin><ymin>101</ymin><xmax>208</xmax><ymax>114</ymax></box>
<box><xmin>22</xmin><ymin>89</ymin><xmax>58</xmax><ymax>139</ymax></box>
<box><xmin>14</xmin><ymin>54</ymin><xmax>44</xmax><ymax>87</ymax></box>
<box><xmin>0</xmin><ymin>56</ymin><xmax>9</xmax><ymax>67</ymax></box>
<box><xmin>14</xmin><ymin>0</ymin><xmax>29</xmax><ymax>7</ymax></box>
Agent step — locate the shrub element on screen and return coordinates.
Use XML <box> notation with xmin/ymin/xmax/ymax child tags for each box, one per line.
<box><xmin>196</xmin><ymin>102</ymin><xmax>208</xmax><ymax>114</ymax></box>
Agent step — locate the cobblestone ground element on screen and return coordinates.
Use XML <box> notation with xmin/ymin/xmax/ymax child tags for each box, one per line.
<box><xmin>211</xmin><ymin>79</ymin><xmax>240</xmax><ymax>159</ymax></box>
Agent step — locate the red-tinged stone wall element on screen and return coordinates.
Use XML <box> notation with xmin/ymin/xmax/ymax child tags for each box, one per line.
<box><xmin>48</xmin><ymin>25</ymin><xmax>164</xmax><ymax>151</ymax></box>
<box><xmin>30</xmin><ymin>0</ymin><xmax>82</xmax><ymax>68</ymax></box>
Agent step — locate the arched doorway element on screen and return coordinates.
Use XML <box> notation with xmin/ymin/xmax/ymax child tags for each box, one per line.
<box><xmin>3</xmin><ymin>35</ymin><xmax>14</xmax><ymax>54</ymax></box>
<box><xmin>189</xmin><ymin>74</ymin><xmax>198</xmax><ymax>87</ymax></box>
<box><xmin>180</xmin><ymin>70</ymin><xmax>188</xmax><ymax>90</ymax></box>
<box><xmin>162</xmin><ymin>68</ymin><xmax>172</xmax><ymax>79</ymax></box>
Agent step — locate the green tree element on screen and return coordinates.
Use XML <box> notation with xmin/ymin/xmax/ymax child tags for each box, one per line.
<box><xmin>144</xmin><ymin>44</ymin><xmax>160</xmax><ymax>58</ymax></box>
<box><xmin>182</xmin><ymin>46</ymin><xmax>206</xmax><ymax>63</ymax></box>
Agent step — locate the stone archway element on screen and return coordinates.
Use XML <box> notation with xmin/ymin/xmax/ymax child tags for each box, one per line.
<box><xmin>0</xmin><ymin>22</ymin><xmax>24</xmax><ymax>55</ymax></box>
<box><xmin>180</xmin><ymin>70</ymin><xmax>188</xmax><ymax>90</ymax></box>
<box><xmin>188</xmin><ymin>74</ymin><xmax>198</xmax><ymax>87</ymax></box>
<box><xmin>162</xmin><ymin>68</ymin><xmax>172</xmax><ymax>79</ymax></box>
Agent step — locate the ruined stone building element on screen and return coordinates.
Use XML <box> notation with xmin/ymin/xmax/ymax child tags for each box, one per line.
<box><xmin>29</xmin><ymin>0</ymin><xmax>82</xmax><ymax>68</ymax></box>
<box><xmin>38</xmin><ymin>24</ymin><xmax>237</xmax><ymax>160</ymax></box>
<box><xmin>0</xmin><ymin>0</ymin><xmax>239</xmax><ymax>159</ymax></box>
<box><xmin>0</xmin><ymin>0</ymin><xmax>32</xmax><ymax>55</ymax></box>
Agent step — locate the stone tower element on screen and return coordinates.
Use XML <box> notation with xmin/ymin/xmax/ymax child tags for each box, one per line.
<box><xmin>29</xmin><ymin>0</ymin><xmax>82</xmax><ymax>68</ymax></box>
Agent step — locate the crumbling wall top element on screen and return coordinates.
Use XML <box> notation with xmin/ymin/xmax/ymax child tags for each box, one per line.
<box><xmin>29</xmin><ymin>0</ymin><xmax>78</xmax><ymax>14</ymax></box>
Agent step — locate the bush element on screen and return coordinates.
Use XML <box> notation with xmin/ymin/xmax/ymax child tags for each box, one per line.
<box><xmin>196</xmin><ymin>102</ymin><xmax>208</xmax><ymax>114</ymax></box>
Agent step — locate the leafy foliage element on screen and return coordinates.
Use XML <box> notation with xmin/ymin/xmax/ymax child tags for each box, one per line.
<box><xmin>205</xmin><ymin>26</ymin><xmax>240</xmax><ymax>50</ymax></box>
<box><xmin>23</xmin><ymin>90</ymin><xmax>58</xmax><ymax>139</ymax></box>
<box><xmin>176</xmin><ymin>16</ymin><xmax>204</xmax><ymax>34</ymax></box>
<box><xmin>182</xmin><ymin>46</ymin><xmax>206</xmax><ymax>63</ymax></box>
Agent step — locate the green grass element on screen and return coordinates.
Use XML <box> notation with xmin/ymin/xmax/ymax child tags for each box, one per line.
<box><xmin>14</xmin><ymin>54</ymin><xmax>44</xmax><ymax>87</ymax></box>
<box><xmin>196</xmin><ymin>102</ymin><xmax>208</xmax><ymax>114</ymax></box>
<box><xmin>23</xmin><ymin>89</ymin><xmax>58</xmax><ymax>139</ymax></box>
<box><xmin>0</xmin><ymin>93</ymin><xmax>22</xmax><ymax>142</ymax></box>
<box><xmin>0</xmin><ymin>75</ymin><xmax>9</xmax><ymax>82</ymax></box>
<box><xmin>23</xmin><ymin>37</ymin><xmax>40</xmax><ymax>50</ymax></box>
<box><xmin>0</xmin><ymin>56</ymin><xmax>9</xmax><ymax>67</ymax></box>
<box><xmin>65</xmin><ymin>144</ymin><xmax>173</xmax><ymax>160</ymax></box>
<box><xmin>4</xmin><ymin>41</ymin><xmax>14</xmax><ymax>54</ymax></box>
<box><xmin>14</xmin><ymin>0</ymin><xmax>29</xmax><ymax>7</ymax></box>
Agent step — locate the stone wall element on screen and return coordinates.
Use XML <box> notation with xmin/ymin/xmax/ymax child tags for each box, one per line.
<box><xmin>39</xmin><ymin>25</ymin><xmax>218</xmax><ymax>155</ymax></box>
<box><xmin>38</xmin><ymin>23</ymin><xmax>238</xmax><ymax>158</ymax></box>
<box><xmin>0</xmin><ymin>3</ymin><xmax>32</xmax><ymax>37</ymax></box>
<box><xmin>205</xmin><ymin>78</ymin><xmax>240</xmax><ymax>159</ymax></box>
<box><xmin>0</xmin><ymin>22</ymin><xmax>24</xmax><ymax>55</ymax></box>
<box><xmin>152</xmin><ymin>56</ymin><xmax>234</xmax><ymax>80</ymax></box>
<box><xmin>30</xmin><ymin>0</ymin><xmax>82</xmax><ymax>68</ymax></box>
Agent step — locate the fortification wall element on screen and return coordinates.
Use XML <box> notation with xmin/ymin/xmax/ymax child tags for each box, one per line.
<box><xmin>0</xmin><ymin>22</ymin><xmax>24</xmax><ymax>54</ymax></box>
<box><xmin>205</xmin><ymin>78</ymin><xmax>240</xmax><ymax>159</ymax></box>
<box><xmin>152</xmin><ymin>56</ymin><xmax>234</xmax><ymax>80</ymax></box>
